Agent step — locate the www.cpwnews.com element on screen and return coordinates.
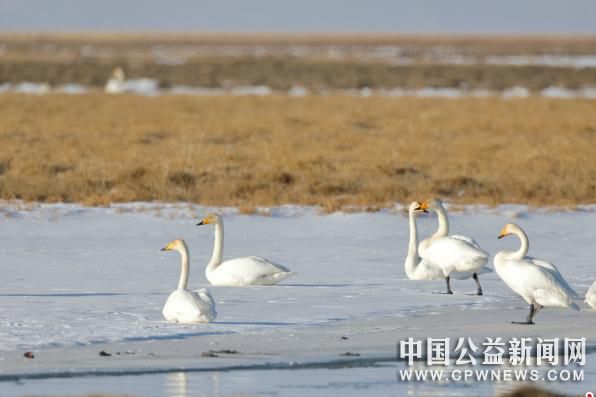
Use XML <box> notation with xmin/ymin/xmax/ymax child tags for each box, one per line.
<box><xmin>396</xmin><ymin>336</ymin><xmax>590</xmax><ymax>394</ymax></box>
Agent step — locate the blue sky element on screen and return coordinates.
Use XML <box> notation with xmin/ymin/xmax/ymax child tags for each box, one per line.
<box><xmin>1</xmin><ymin>0</ymin><xmax>595</xmax><ymax>33</ymax></box>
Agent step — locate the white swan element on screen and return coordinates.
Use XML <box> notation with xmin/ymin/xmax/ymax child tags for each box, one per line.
<box><xmin>405</xmin><ymin>201</ymin><xmax>444</xmax><ymax>280</ymax></box>
<box><xmin>196</xmin><ymin>213</ymin><xmax>295</xmax><ymax>286</ymax></box>
<box><xmin>105</xmin><ymin>67</ymin><xmax>125</xmax><ymax>94</ymax></box>
<box><xmin>495</xmin><ymin>223</ymin><xmax>579</xmax><ymax>324</ymax></box>
<box><xmin>161</xmin><ymin>239</ymin><xmax>217</xmax><ymax>323</ymax></box>
<box><xmin>405</xmin><ymin>200</ymin><xmax>492</xmax><ymax>284</ymax></box>
<box><xmin>417</xmin><ymin>198</ymin><xmax>490</xmax><ymax>295</ymax></box>
<box><xmin>586</xmin><ymin>281</ymin><xmax>596</xmax><ymax>310</ymax></box>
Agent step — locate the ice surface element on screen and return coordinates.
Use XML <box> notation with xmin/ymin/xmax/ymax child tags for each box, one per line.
<box><xmin>0</xmin><ymin>203</ymin><xmax>594</xmax><ymax>354</ymax></box>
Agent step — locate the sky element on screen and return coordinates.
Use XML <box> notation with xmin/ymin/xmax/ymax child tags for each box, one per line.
<box><xmin>1</xmin><ymin>0</ymin><xmax>596</xmax><ymax>34</ymax></box>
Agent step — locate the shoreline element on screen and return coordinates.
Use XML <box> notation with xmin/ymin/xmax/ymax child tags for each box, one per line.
<box><xmin>1</xmin><ymin>304</ymin><xmax>593</xmax><ymax>381</ymax></box>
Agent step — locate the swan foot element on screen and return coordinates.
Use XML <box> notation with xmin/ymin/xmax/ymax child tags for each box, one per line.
<box><xmin>511</xmin><ymin>320</ymin><xmax>535</xmax><ymax>325</ymax></box>
<box><xmin>511</xmin><ymin>304</ymin><xmax>538</xmax><ymax>325</ymax></box>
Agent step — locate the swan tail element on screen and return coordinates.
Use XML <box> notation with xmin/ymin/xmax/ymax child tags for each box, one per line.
<box><xmin>272</xmin><ymin>271</ymin><xmax>296</xmax><ymax>283</ymax></box>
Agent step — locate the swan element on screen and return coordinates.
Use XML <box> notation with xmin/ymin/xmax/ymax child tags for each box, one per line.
<box><xmin>416</xmin><ymin>198</ymin><xmax>490</xmax><ymax>295</ymax></box>
<box><xmin>586</xmin><ymin>281</ymin><xmax>596</xmax><ymax>309</ymax></box>
<box><xmin>405</xmin><ymin>201</ymin><xmax>444</xmax><ymax>280</ymax></box>
<box><xmin>105</xmin><ymin>67</ymin><xmax>125</xmax><ymax>94</ymax></box>
<box><xmin>196</xmin><ymin>213</ymin><xmax>295</xmax><ymax>286</ymax></box>
<box><xmin>161</xmin><ymin>239</ymin><xmax>217</xmax><ymax>323</ymax></box>
<box><xmin>405</xmin><ymin>200</ymin><xmax>492</xmax><ymax>284</ymax></box>
<box><xmin>494</xmin><ymin>223</ymin><xmax>579</xmax><ymax>324</ymax></box>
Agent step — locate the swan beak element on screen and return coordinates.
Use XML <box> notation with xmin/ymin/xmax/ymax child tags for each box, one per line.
<box><xmin>498</xmin><ymin>226</ymin><xmax>509</xmax><ymax>239</ymax></box>
<box><xmin>417</xmin><ymin>201</ymin><xmax>430</xmax><ymax>212</ymax></box>
<box><xmin>161</xmin><ymin>242</ymin><xmax>172</xmax><ymax>251</ymax></box>
<box><xmin>414</xmin><ymin>204</ymin><xmax>429</xmax><ymax>213</ymax></box>
<box><xmin>196</xmin><ymin>220</ymin><xmax>204</xmax><ymax>226</ymax></box>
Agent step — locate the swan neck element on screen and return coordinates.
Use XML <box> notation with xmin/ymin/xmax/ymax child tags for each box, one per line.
<box><xmin>177</xmin><ymin>245</ymin><xmax>190</xmax><ymax>290</ymax></box>
<box><xmin>407</xmin><ymin>210</ymin><xmax>419</xmax><ymax>258</ymax></box>
<box><xmin>405</xmin><ymin>210</ymin><xmax>419</xmax><ymax>276</ymax></box>
<box><xmin>513</xmin><ymin>228</ymin><xmax>529</xmax><ymax>259</ymax></box>
<box><xmin>432</xmin><ymin>206</ymin><xmax>449</xmax><ymax>239</ymax></box>
<box><xmin>207</xmin><ymin>221</ymin><xmax>224</xmax><ymax>272</ymax></box>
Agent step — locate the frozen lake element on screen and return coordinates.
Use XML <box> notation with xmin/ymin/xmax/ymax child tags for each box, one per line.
<box><xmin>2</xmin><ymin>355</ymin><xmax>595</xmax><ymax>397</ymax></box>
<box><xmin>0</xmin><ymin>202</ymin><xmax>595</xmax><ymax>394</ymax></box>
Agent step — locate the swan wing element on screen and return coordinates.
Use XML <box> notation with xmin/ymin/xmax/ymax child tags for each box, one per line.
<box><xmin>496</xmin><ymin>257</ymin><xmax>578</xmax><ymax>308</ymax></box>
<box><xmin>527</xmin><ymin>257</ymin><xmax>579</xmax><ymax>298</ymax></box>
<box><xmin>451</xmin><ymin>235</ymin><xmax>482</xmax><ymax>249</ymax></box>
<box><xmin>420</xmin><ymin>236</ymin><xmax>489</xmax><ymax>274</ymax></box>
<box><xmin>214</xmin><ymin>256</ymin><xmax>294</xmax><ymax>285</ymax></box>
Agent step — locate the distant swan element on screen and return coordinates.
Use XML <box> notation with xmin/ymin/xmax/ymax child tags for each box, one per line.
<box><xmin>197</xmin><ymin>213</ymin><xmax>295</xmax><ymax>286</ymax></box>
<box><xmin>494</xmin><ymin>223</ymin><xmax>579</xmax><ymax>324</ymax></box>
<box><xmin>105</xmin><ymin>67</ymin><xmax>125</xmax><ymax>94</ymax></box>
<box><xmin>161</xmin><ymin>239</ymin><xmax>217</xmax><ymax>323</ymax></box>
<box><xmin>417</xmin><ymin>198</ymin><xmax>490</xmax><ymax>295</ymax></box>
<box><xmin>586</xmin><ymin>281</ymin><xmax>596</xmax><ymax>310</ymax></box>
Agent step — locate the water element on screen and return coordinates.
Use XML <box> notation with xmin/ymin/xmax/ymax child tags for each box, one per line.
<box><xmin>1</xmin><ymin>357</ymin><xmax>594</xmax><ymax>397</ymax></box>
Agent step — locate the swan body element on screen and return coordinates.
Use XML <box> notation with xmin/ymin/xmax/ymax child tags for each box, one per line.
<box><xmin>105</xmin><ymin>67</ymin><xmax>125</xmax><ymax>94</ymax></box>
<box><xmin>494</xmin><ymin>223</ymin><xmax>579</xmax><ymax>324</ymax></box>
<box><xmin>161</xmin><ymin>239</ymin><xmax>216</xmax><ymax>323</ymax></box>
<box><xmin>417</xmin><ymin>199</ymin><xmax>490</xmax><ymax>294</ymax></box>
<box><xmin>586</xmin><ymin>281</ymin><xmax>596</xmax><ymax>310</ymax></box>
<box><xmin>197</xmin><ymin>213</ymin><xmax>295</xmax><ymax>286</ymax></box>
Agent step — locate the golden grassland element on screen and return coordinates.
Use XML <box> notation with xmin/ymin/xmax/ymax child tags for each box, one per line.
<box><xmin>3</xmin><ymin>32</ymin><xmax>596</xmax><ymax>54</ymax></box>
<box><xmin>0</xmin><ymin>94</ymin><xmax>594</xmax><ymax>210</ymax></box>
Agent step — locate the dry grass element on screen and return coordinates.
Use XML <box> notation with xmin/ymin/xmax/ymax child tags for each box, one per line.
<box><xmin>3</xmin><ymin>32</ymin><xmax>596</xmax><ymax>54</ymax></box>
<box><xmin>0</xmin><ymin>94</ymin><xmax>594</xmax><ymax>210</ymax></box>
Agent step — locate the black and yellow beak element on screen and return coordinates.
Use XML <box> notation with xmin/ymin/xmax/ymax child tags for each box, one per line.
<box><xmin>497</xmin><ymin>228</ymin><xmax>508</xmax><ymax>239</ymax></box>
<box><xmin>196</xmin><ymin>220</ymin><xmax>205</xmax><ymax>226</ymax></box>
<box><xmin>414</xmin><ymin>204</ymin><xmax>429</xmax><ymax>213</ymax></box>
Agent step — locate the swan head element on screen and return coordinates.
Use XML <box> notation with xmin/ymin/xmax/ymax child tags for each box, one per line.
<box><xmin>418</xmin><ymin>198</ymin><xmax>444</xmax><ymax>212</ymax></box>
<box><xmin>196</xmin><ymin>212</ymin><xmax>222</xmax><ymax>226</ymax></box>
<box><xmin>111</xmin><ymin>67</ymin><xmax>125</xmax><ymax>81</ymax></box>
<box><xmin>161</xmin><ymin>239</ymin><xmax>187</xmax><ymax>253</ymax></box>
<box><xmin>410</xmin><ymin>201</ymin><xmax>428</xmax><ymax>213</ymax></box>
<box><xmin>498</xmin><ymin>223</ymin><xmax>522</xmax><ymax>239</ymax></box>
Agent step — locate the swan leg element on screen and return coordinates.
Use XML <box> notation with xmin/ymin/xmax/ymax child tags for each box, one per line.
<box><xmin>533</xmin><ymin>304</ymin><xmax>543</xmax><ymax>315</ymax></box>
<box><xmin>512</xmin><ymin>304</ymin><xmax>535</xmax><ymax>325</ymax></box>
<box><xmin>445</xmin><ymin>276</ymin><xmax>453</xmax><ymax>295</ymax></box>
<box><xmin>472</xmin><ymin>273</ymin><xmax>483</xmax><ymax>296</ymax></box>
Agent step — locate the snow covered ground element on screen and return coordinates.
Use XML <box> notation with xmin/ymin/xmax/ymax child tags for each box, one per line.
<box><xmin>0</xmin><ymin>202</ymin><xmax>595</xmax><ymax>395</ymax></box>
<box><xmin>2</xmin><ymin>81</ymin><xmax>596</xmax><ymax>99</ymax></box>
